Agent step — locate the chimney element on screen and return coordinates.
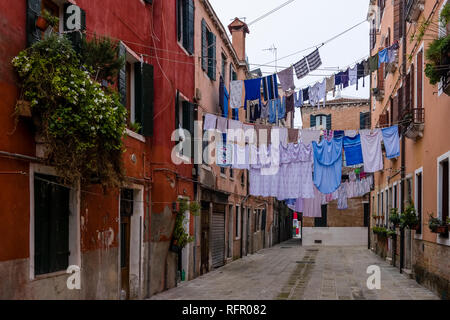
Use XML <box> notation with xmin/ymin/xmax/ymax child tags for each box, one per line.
<box><xmin>228</xmin><ymin>18</ymin><xmax>250</xmax><ymax>63</ymax></box>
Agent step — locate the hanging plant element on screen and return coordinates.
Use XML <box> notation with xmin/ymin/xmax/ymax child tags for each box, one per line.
<box><xmin>400</xmin><ymin>203</ymin><xmax>419</xmax><ymax>229</ymax></box>
<box><xmin>172</xmin><ymin>199</ymin><xmax>201</xmax><ymax>250</ymax></box>
<box><xmin>12</xmin><ymin>34</ymin><xmax>127</xmax><ymax>187</ymax></box>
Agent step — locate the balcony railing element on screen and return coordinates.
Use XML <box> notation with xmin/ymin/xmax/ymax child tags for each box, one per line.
<box><xmin>403</xmin><ymin>108</ymin><xmax>425</xmax><ymax>140</ymax></box>
<box><xmin>405</xmin><ymin>0</ymin><xmax>425</xmax><ymax>23</ymax></box>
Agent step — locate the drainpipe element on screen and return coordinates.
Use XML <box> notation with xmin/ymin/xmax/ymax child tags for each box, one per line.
<box><xmin>399</xmin><ymin>0</ymin><xmax>407</xmax><ymax>274</ymax></box>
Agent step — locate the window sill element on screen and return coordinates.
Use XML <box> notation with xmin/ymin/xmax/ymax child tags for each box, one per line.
<box><xmin>126</xmin><ymin>129</ymin><xmax>146</xmax><ymax>143</ymax></box>
<box><xmin>176</xmin><ymin>41</ymin><xmax>193</xmax><ymax>57</ymax></box>
<box><xmin>32</xmin><ymin>270</ymin><xmax>68</xmax><ymax>281</ymax></box>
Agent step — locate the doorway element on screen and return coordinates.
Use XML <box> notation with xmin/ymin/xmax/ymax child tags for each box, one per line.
<box><xmin>200</xmin><ymin>201</ymin><xmax>210</xmax><ymax>275</ymax></box>
<box><xmin>120</xmin><ymin>189</ymin><xmax>133</xmax><ymax>300</ymax></box>
<box><xmin>314</xmin><ymin>205</ymin><xmax>328</xmax><ymax>227</ymax></box>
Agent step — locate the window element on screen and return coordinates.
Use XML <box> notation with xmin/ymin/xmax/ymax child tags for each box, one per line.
<box><xmin>34</xmin><ymin>173</ymin><xmax>70</xmax><ymax>276</ymax></box>
<box><xmin>438</xmin><ymin>153</ymin><xmax>449</xmax><ymax>226</ymax></box>
<box><xmin>385</xmin><ymin>189</ymin><xmax>389</xmax><ymax>227</ymax></box>
<box><xmin>360</xmin><ymin>112</ymin><xmax>371</xmax><ymax>129</ymax></box>
<box><xmin>230</xmin><ymin>64</ymin><xmax>237</xmax><ymax>82</ymax></box>
<box><xmin>310</xmin><ymin>114</ymin><xmax>330</xmax><ymax>130</ymax></box>
<box><xmin>393</xmin><ymin>0</ymin><xmax>404</xmax><ymax>42</ymax></box>
<box><xmin>415</xmin><ymin>169</ymin><xmax>423</xmax><ymax>234</ymax></box>
<box><xmin>230</xmin><ymin>168</ymin><xmax>234</xmax><ymax>179</ymax></box>
<box><xmin>176</xmin><ymin>0</ymin><xmax>194</xmax><ymax>54</ymax></box>
<box><xmin>221</xmin><ymin>53</ymin><xmax>227</xmax><ymax>82</ymax></box>
<box><xmin>119</xmin><ymin>43</ymin><xmax>154</xmax><ymax>137</ymax></box>
<box><xmin>438</xmin><ymin>1</ymin><xmax>449</xmax><ymax>95</ymax></box>
<box><xmin>235</xmin><ymin>205</ymin><xmax>240</xmax><ymax>239</ymax></box>
<box><xmin>175</xmin><ymin>91</ymin><xmax>196</xmax><ymax>160</ymax></box>
<box><xmin>406</xmin><ymin>177</ymin><xmax>413</xmax><ymax>206</ymax></box>
<box><xmin>201</xmin><ymin>19</ymin><xmax>216</xmax><ymax>80</ymax></box>
<box><xmin>393</xmin><ymin>184</ymin><xmax>398</xmax><ymax>209</ymax></box>
<box><xmin>416</xmin><ymin>49</ymin><xmax>423</xmax><ymax>109</ymax></box>
<box><xmin>241</xmin><ymin>171</ymin><xmax>245</xmax><ymax>186</ymax></box>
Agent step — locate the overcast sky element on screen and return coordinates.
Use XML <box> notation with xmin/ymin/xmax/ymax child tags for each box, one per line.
<box><xmin>209</xmin><ymin>0</ymin><xmax>371</xmax><ymax>126</ymax></box>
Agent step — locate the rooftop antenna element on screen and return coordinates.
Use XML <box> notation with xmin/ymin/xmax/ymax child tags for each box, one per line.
<box><xmin>263</xmin><ymin>45</ymin><xmax>278</xmax><ymax>73</ymax></box>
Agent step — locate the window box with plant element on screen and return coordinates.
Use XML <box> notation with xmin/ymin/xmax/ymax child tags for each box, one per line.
<box><xmin>12</xmin><ymin>33</ymin><xmax>128</xmax><ymax>187</ymax></box>
<box><xmin>399</xmin><ymin>203</ymin><xmax>419</xmax><ymax>230</ymax></box>
<box><xmin>428</xmin><ymin>214</ymin><xmax>449</xmax><ymax>236</ymax></box>
<box><xmin>36</xmin><ymin>9</ymin><xmax>60</xmax><ymax>32</ymax></box>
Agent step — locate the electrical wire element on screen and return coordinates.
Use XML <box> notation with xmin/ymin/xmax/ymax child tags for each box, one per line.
<box><xmin>247</xmin><ymin>0</ymin><xmax>297</xmax><ymax>26</ymax></box>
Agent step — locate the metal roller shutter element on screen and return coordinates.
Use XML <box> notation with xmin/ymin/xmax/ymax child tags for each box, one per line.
<box><xmin>211</xmin><ymin>211</ymin><xmax>225</xmax><ymax>268</ymax></box>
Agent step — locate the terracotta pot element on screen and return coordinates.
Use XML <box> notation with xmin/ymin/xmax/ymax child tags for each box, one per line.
<box><xmin>36</xmin><ymin>16</ymin><xmax>48</xmax><ymax>31</ymax></box>
<box><xmin>437</xmin><ymin>225</ymin><xmax>448</xmax><ymax>235</ymax></box>
<box><xmin>15</xmin><ymin>100</ymin><xmax>31</xmax><ymax>117</ymax></box>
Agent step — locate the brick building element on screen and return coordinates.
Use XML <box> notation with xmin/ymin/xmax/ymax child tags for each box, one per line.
<box><xmin>367</xmin><ymin>0</ymin><xmax>450</xmax><ymax>299</ymax></box>
<box><xmin>301</xmin><ymin>98</ymin><xmax>371</xmax><ymax>246</ymax></box>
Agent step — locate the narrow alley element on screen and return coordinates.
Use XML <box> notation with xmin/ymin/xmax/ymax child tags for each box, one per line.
<box><xmin>150</xmin><ymin>240</ymin><xmax>438</xmax><ymax>300</ymax></box>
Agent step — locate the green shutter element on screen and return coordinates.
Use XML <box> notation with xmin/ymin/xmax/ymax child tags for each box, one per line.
<box><xmin>118</xmin><ymin>42</ymin><xmax>127</xmax><ymax>108</ymax></box>
<box><xmin>175</xmin><ymin>91</ymin><xmax>180</xmax><ymax>130</ymax></box>
<box><xmin>201</xmin><ymin>19</ymin><xmax>207</xmax><ymax>71</ymax></box>
<box><xmin>26</xmin><ymin>0</ymin><xmax>41</xmax><ymax>47</ymax></box>
<box><xmin>208</xmin><ymin>32</ymin><xmax>216</xmax><ymax>80</ymax></box>
<box><xmin>326</xmin><ymin>114</ymin><xmax>332</xmax><ymax>130</ymax></box>
<box><xmin>141</xmin><ymin>63</ymin><xmax>154</xmax><ymax>137</ymax></box>
<box><xmin>63</xmin><ymin>3</ymin><xmax>86</xmax><ymax>53</ymax></box>
<box><xmin>186</xmin><ymin>0</ymin><xmax>194</xmax><ymax>55</ymax></box>
<box><xmin>310</xmin><ymin>115</ymin><xmax>316</xmax><ymax>128</ymax></box>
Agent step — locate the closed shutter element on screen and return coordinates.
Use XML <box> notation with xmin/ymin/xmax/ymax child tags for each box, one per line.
<box><xmin>411</xmin><ymin>63</ymin><xmax>415</xmax><ymax>109</ymax></box>
<box><xmin>393</xmin><ymin>0</ymin><xmax>403</xmax><ymax>42</ymax></box>
<box><xmin>208</xmin><ymin>32</ymin><xmax>216</xmax><ymax>80</ymax></box>
<box><xmin>398</xmin><ymin>85</ymin><xmax>403</xmax><ymax>116</ymax></box>
<box><xmin>211</xmin><ymin>210</ymin><xmax>225</xmax><ymax>268</ymax></box>
<box><xmin>26</xmin><ymin>0</ymin><xmax>41</xmax><ymax>47</ymax></box>
<box><xmin>201</xmin><ymin>19</ymin><xmax>207</xmax><ymax>71</ymax></box>
<box><xmin>310</xmin><ymin>115</ymin><xmax>316</xmax><ymax>128</ymax></box>
<box><xmin>393</xmin><ymin>95</ymin><xmax>399</xmax><ymax>123</ymax></box>
<box><xmin>183</xmin><ymin>0</ymin><xmax>194</xmax><ymax>54</ymax></box>
<box><xmin>118</xmin><ymin>42</ymin><xmax>127</xmax><ymax>107</ymax></box>
<box><xmin>34</xmin><ymin>174</ymin><xmax>70</xmax><ymax>276</ymax></box>
<box><xmin>135</xmin><ymin>62</ymin><xmax>154</xmax><ymax>136</ymax></box>
<box><xmin>405</xmin><ymin>71</ymin><xmax>411</xmax><ymax>112</ymax></box>
<box><xmin>182</xmin><ymin>101</ymin><xmax>195</xmax><ymax>158</ymax></box>
<box><xmin>417</xmin><ymin>51</ymin><xmax>423</xmax><ymax>109</ymax></box>
<box><xmin>175</xmin><ymin>91</ymin><xmax>180</xmax><ymax>129</ymax></box>
<box><xmin>326</xmin><ymin>114</ymin><xmax>332</xmax><ymax>130</ymax></box>
<box><xmin>377</xmin><ymin>62</ymin><xmax>385</xmax><ymax>89</ymax></box>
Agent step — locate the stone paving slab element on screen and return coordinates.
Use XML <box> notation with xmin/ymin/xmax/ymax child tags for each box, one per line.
<box><xmin>150</xmin><ymin>239</ymin><xmax>439</xmax><ymax>300</ymax></box>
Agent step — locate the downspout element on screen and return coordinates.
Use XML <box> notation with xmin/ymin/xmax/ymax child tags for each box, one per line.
<box><xmin>399</xmin><ymin>0</ymin><xmax>407</xmax><ymax>274</ymax></box>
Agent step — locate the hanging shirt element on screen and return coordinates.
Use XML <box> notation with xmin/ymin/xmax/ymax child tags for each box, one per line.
<box><xmin>333</xmin><ymin>130</ymin><xmax>345</xmax><ymax>139</ymax></box>
<box><xmin>279</xmin><ymin>127</ymin><xmax>288</xmax><ymax>147</ymax></box>
<box><xmin>360</xmin><ymin>129</ymin><xmax>384</xmax><ymax>172</ymax></box>
<box><xmin>302</xmin><ymin>87</ymin><xmax>310</xmax><ymax>103</ymax></box>
<box><xmin>344</xmin><ymin>130</ymin><xmax>358</xmax><ymax>138</ymax></box>
<box><xmin>300</xmin><ymin>129</ymin><xmax>321</xmax><ymax>145</ymax></box>
<box><xmin>285</xmin><ymin>93</ymin><xmax>295</xmax><ymax>114</ymax></box>
<box><xmin>278</xmin><ymin>66</ymin><xmax>295</xmax><ymax>92</ymax></box>
<box><xmin>381</xmin><ymin>125</ymin><xmax>400</xmax><ymax>159</ymax></box>
<box><xmin>337</xmin><ymin>183</ymin><xmax>348</xmax><ymax>210</ymax></box>
<box><xmin>326</xmin><ymin>75</ymin><xmax>336</xmax><ymax>96</ymax></box>
<box><xmin>357</xmin><ymin>62</ymin><xmax>365</xmax><ymax>89</ymax></box>
<box><xmin>378</xmin><ymin>48</ymin><xmax>389</xmax><ymax>67</ymax></box>
<box><xmin>363</xmin><ymin>59</ymin><xmax>370</xmax><ymax>76</ymax></box>
<box><xmin>244</xmin><ymin>78</ymin><xmax>262</xmax><ymax>110</ymax></box>
<box><xmin>294</xmin><ymin>90</ymin><xmax>303</xmax><ymax>107</ymax></box>
<box><xmin>216</xmin><ymin>116</ymin><xmax>228</xmax><ymax>133</ymax></box>
<box><xmin>217</xmin><ymin>134</ymin><xmax>233</xmax><ymax>167</ymax></box>
<box><xmin>232</xmin><ymin>144</ymin><xmax>249</xmax><ymax>170</ymax></box>
<box><xmin>343</xmin><ymin>134</ymin><xmax>364</xmax><ymax>166</ymax></box>
<box><xmin>250</xmin><ymin>101</ymin><xmax>261</xmax><ymax>122</ymax></box>
<box><xmin>288</xmin><ymin>128</ymin><xmax>299</xmax><ymax>143</ymax></box>
<box><xmin>342</xmin><ymin>69</ymin><xmax>350</xmax><ymax>88</ymax></box>
<box><xmin>303</xmin><ymin>186</ymin><xmax>323</xmax><ymax>217</ymax></box>
<box><xmin>313</xmin><ymin>137</ymin><xmax>343</xmax><ymax>194</ymax></box>
<box><xmin>349</xmin><ymin>65</ymin><xmax>358</xmax><ymax>86</ymax></box>
<box><xmin>203</xmin><ymin>114</ymin><xmax>217</xmax><ymax>131</ymax></box>
<box><xmin>230</xmin><ymin>80</ymin><xmax>243</xmax><ymax>109</ymax></box>
<box><xmin>309</xmin><ymin>82</ymin><xmax>321</xmax><ymax>107</ymax></box>
<box><xmin>369</xmin><ymin>54</ymin><xmax>379</xmax><ymax>73</ymax></box>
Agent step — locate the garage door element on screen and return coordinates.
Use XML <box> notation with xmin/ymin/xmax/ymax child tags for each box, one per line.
<box><xmin>211</xmin><ymin>210</ymin><xmax>225</xmax><ymax>268</ymax></box>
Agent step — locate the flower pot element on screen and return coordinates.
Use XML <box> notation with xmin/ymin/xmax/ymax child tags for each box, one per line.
<box><xmin>16</xmin><ymin>100</ymin><xmax>31</xmax><ymax>117</ymax></box>
<box><xmin>437</xmin><ymin>225</ymin><xmax>448</xmax><ymax>235</ymax></box>
<box><xmin>36</xmin><ymin>16</ymin><xmax>48</xmax><ymax>31</ymax></box>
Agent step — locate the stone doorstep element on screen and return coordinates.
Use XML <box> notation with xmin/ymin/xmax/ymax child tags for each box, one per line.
<box><xmin>401</xmin><ymin>268</ymin><xmax>414</xmax><ymax>279</ymax></box>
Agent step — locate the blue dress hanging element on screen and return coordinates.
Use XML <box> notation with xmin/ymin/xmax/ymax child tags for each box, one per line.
<box><xmin>313</xmin><ymin>137</ymin><xmax>343</xmax><ymax>194</ymax></box>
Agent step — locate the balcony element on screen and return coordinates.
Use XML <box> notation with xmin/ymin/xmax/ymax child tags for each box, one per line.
<box><xmin>403</xmin><ymin>108</ymin><xmax>425</xmax><ymax>140</ymax></box>
<box><xmin>443</xmin><ymin>71</ymin><xmax>450</xmax><ymax>96</ymax></box>
<box><xmin>405</xmin><ymin>0</ymin><xmax>425</xmax><ymax>23</ymax></box>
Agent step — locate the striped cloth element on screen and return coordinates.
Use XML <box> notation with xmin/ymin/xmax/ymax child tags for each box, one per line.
<box><xmin>293</xmin><ymin>49</ymin><xmax>322</xmax><ymax>79</ymax></box>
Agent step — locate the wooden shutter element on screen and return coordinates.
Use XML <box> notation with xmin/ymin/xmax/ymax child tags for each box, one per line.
<box><xmin>118</xmin><ymin>42</ymin><xmax>127</xmax><ymax>108</ymax></box>
<box><xmin>201</xmin><ymin>19</ymin><xmax>207</xmax><ymax>71</ymax></box>
<box><xmin>377</xmin><ymin>62</ymin><xmax>385</xmax><ymax>89</ymax></box>
<box><xmin>310</xmin><ymin>114</ymin><xmax>316</xmax><ymax>128</ymax></box>
<box><xmin>182</xmin><ymin>101</ymin><xmax>195</xmax><ymax>158</ymax></box>
<box><xmin>398</xmin><ymin>85</ymin><xmax>403</xmax><ymax>116</ymax></box>
<box><xmin>175</xmin><ymin>91</ymin><xmax>180</xmax><ymax>130</ymax></box>
<box><xmin>417</xmin><ymin>51</ymin><xmax>423</xmax><ymax>109</ymax></box>
<box><xmin>208</xmin><ymin>32</ymin><xmax>216</xmax><ymax>80</ymax></box>
<box><xmin>393</xmin><ymin>95</ymin><xmax>399</xmax><ymax>123</ymax></box>
<box><xmin>393</xmin><ymin>0</ymin><xmax>403</xmax><ymax>42</ymax></box>
<box><xmin>411</xmin><ymin>63</ymin><xmax>415</xmax><ymax>110</ymax></box>
<box><xmin>183</xmin><ymin>0</ymin><xmax>194</xmax><ymax>55</ymax></box>
<box><xmin>26</xmin><ymin>0</ymin><xmax>41</xmax><ymax>47</ymax></box>
<box><xmin>135</xmin><ymin>62</ymin><xmax>154</xmax><ymax>137</ymax></box>
<box><xmin>326</xmin><ymin>114</ymin><xmax>332</xmax><ymax>130</ymax></box>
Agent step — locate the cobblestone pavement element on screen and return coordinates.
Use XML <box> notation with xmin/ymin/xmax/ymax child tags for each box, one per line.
<box><xmin>150</xmin><ymin>239</ymin><xmax>439</xmax><ymax>300</ymax></box>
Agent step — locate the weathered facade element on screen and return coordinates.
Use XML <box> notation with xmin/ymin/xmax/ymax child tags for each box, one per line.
<box><xmin>368</xmin><ymin>0</ymin><xmax>450</xmax><ymax>299</ymax></box>
<box><xmin>0</xmin><ymin>0</ymin><xmax>194</xmax><ymax>299</ymax></box>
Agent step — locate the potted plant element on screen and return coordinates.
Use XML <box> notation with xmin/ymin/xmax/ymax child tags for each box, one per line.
<box><xmin>36</xmin><ymin>10</ymin><xmax>60</xmax><ymax>31</ymax></box>
<box><xmin>387</xmin><ymin>229</ymin><xmax>397</xmax><ymax>238</ymax></box>
<box><xmin>428</xmin><ymin>214</ymin><xmax>442</xmax><ymax>233</ymax></box>
<box><xmin>389</xmin><ymin>208</ymin><xmax>401</xmax><ymax>227</ymax></box>
<box><xmin>400</xmin><ymin>203</ymin><xmax>419</xmax><ymax>229</ymax></box>
<box><xmin>170</xmin><ymin>199</ymin><xmax>200</xmax><ymax>253</ymax></box>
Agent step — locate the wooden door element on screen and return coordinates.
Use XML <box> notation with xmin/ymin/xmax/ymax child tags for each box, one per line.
<box><xmin>120</xmin><ymin>189</ymin><xmax>133</xmax><ymax>300</ymax></box>
<box><xmin>200</xmin><ymin>204</ymin><xmax>210</xmax><ymax>275</ymax></box>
